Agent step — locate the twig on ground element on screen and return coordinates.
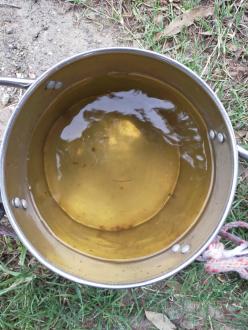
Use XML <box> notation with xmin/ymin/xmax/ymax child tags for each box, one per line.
<box><xmin>201</xmin><ymin>44</ymin><xmax>218</xmax><ymax>77</ymax></box>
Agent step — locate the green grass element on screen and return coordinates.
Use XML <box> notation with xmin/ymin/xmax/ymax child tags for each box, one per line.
<box><xmin>1</xmin><ymin>0</ymin><xmax>248</xmax><ymax>329</ymax></box>
<box><xmin>0</xmin><ymin>250</ymin><xmax>248</xmax><ymax>329</ymax></box>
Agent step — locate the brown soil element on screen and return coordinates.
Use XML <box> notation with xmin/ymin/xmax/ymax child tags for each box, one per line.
<box><xmin>0</xmin><ymin>0</ymin><xmax>131</xmax><ymax>140</ymax></box>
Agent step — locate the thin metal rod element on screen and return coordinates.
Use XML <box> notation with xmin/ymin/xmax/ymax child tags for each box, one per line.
<box><xmin>237</xmin><ymin>145</ymin><xmax>248</xmax><ymax>161</ymax></box>
<box><xmin>0</xmin><ymin>77</ymin><xmax>34</xmax><ymax>89</ymax></box>
<box><xmin>0</xmin><ymin>3</ymin><xmax>21</xmax><ymax>9</ymax></box>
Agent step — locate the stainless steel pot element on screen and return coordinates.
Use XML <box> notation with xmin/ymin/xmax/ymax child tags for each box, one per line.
<box><xmin>0</xmin><ymin>48</ymin><xmax>247</xmax><ymax>288</ymax></box>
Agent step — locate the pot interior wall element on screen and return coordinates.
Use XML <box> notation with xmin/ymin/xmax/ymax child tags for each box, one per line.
<box><xmin>27</xmin><ymin>72</ymin><xmax>213</xmax><ymax>260</ymax></box>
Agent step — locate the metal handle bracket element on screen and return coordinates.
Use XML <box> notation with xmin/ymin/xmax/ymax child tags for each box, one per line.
<box><xmin>237</xmin><ymin>145</ymin><xmax>248</xmax><ymax>161</ymax></box>
<box><xmin>0</xmin><ymin>77</ymin><xmax>34</xmax><ymax>89</ymax></box>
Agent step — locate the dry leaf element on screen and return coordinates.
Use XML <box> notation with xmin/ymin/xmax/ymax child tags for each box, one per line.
<box><xmin>229</xmin><ymin>63</ymin><xmax>248</xmax><ymax>79</ymax></box>
<box><xmin>145</xmin><ymin>311</ymin><xmax>176</xmax><ymax>330</ymax></box>
<box><xmin>227</xmin><ymin>42</ymin><xmax>239</xmax><ymax>52</ymax></box>
<box><xmin>236</xmin><ymin>130</ymin><xmax>248</xmax><ymax>138</ymax></box>
<box><xmin>155</xmin><ymin>31</ymin><xmax>165</xmax><ymax>41</ymax></box>
<box><xmin>157</xmin><ymin>6</ymin><xmax>214</xmax><ymax>39</ymax></box>
<box><xmin>227</xmin><ymin>43</ymin><xmax>244</xmax><ymax>60</ymax></box>
<box><xmin>154</xmin><ymin>13</ymin><xmax>164</xmax><ymax>26</ymax></box>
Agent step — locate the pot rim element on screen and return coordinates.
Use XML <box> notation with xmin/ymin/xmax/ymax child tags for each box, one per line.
<box><xmin>0</xmin><ymin>47</ymin><xmax>238</xmax><ymax>288</ymax></box>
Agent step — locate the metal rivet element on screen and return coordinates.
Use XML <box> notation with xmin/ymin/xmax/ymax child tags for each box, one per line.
<box><xmin>209</xmin><ymin>130</ymin><xmax>216</xmax><ymax>140</ymax></box>
<box><xmin>12</xmin><ymin>197</ymin><xmax>21</xmax><ymax>208</ymax></box>
<box><xmin>46</xmin><ymin>80</ymin><xmax>63</xmax><ymax>90</ymax></box>
<box><xmin>217</xmin><ymin>132</ymin><xmax>225</xmax><ymax>143</ymax></box>
<box><xmin>181</xmin><ymin>244</ymin><xmax>190</xmax><ymax>254</ymax></box>
<box><xmin>12</xmin><ymin>197</ymin><xmax>27</xmax><ymax>210</ymax></box>
<box><xmin>171</xmin><ymin>244</ymin><xmax>181</xmax><ymax>252</ymax></box>
<box><xmin>46</xmin><ymin>80</ymin><xmax>56</xmax><ymax>89</ymax></box>
<box><xmin>54</xmin><ymin>81</ymin><xmax>63</xmax><ymax>89</ymax></box>
<box><xmin>21</xmin><ymin>199</ymin><xmax>27</xmax><ymax>209</ymax></box>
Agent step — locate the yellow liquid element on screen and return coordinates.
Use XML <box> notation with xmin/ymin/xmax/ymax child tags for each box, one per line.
<box><xmin>44</xmin><ymin>91</ymin><xmax>180</xmax><ymax>231</ymax></box>
<box><xmin>29</xmin><ymin>73</ymin><xmax>213</xmax><ymax>260</ymax></box>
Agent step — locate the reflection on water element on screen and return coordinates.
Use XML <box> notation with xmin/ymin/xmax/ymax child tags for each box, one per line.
<box><xmin>60</xmin><ymin>90</ymin><xmax>206</xmax><ymax>170</ymax></box>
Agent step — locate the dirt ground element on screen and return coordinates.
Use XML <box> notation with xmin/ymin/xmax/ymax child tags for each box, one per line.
<box><xmin>0</xmin><ymin>0</ymin><xmax>131</xmax><ymax>140</ymax></box>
